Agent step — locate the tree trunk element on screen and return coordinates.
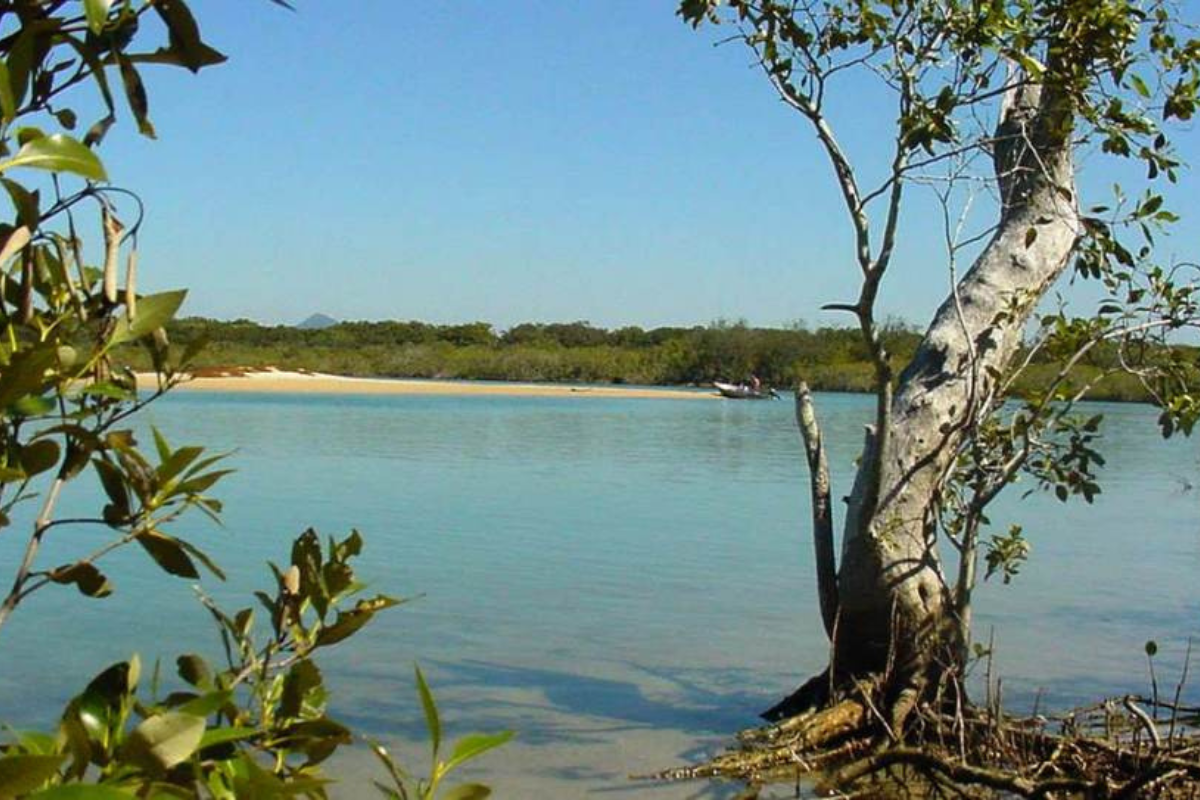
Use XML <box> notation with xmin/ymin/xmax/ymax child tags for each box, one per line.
<box><xmin>831</xmin><ymin>78</ymin><xmax>1081</xmax><ymax>716</ymax></box>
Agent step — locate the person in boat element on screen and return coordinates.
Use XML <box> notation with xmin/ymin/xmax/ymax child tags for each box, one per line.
<box><xmin>749</xmin><ymin>374</ymin><xmax>762</xmax><ymax>393</ymax></box>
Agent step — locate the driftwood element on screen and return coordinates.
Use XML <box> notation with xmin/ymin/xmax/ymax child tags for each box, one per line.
<box><xmin>640</xmin><ymin>685</ymin><xmax>1200</xmax><ymax>798</ymax></box>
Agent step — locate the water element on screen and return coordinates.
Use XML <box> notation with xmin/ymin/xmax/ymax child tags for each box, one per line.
<box><xmin>0</xmin><ymin>389</ymin><xmax>1196</xmax><ymax>798</ymax></box>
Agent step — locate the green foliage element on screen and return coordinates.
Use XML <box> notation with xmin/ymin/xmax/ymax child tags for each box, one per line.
<box><xmin>0</xmin><ymin>3</ymin><xmax>509</xmax><ymax>797</ymax></box>
<box><xmin>984</xmin><ymin>525</ymin><xmax>1030</xmax><ymax>585</ymax></box>
<box><xmin>125</xmin><ymin>315</ymin><xmax>1193</xmax><ymax>403</ymax></box>
<box><xmin>0</xmin><ymin>531</ymin><xmax>426</xmax><ymax>798</ymax></box>
<box><xmin>367</xmin><ymin>667</ymin><xmax>514</xmax><ymax>800</ymax></box>
<box><xmin>0</xmin><ymin>0</ymin><xmax>240</xmax><ymax>637</ymax></box>
<box><xmin>2</xmin><ymin>528</ymin><xmax>509</xmax><ymax>798</ymax></box>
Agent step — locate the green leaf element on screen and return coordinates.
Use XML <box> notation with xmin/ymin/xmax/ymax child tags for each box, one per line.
<box><xmin>59</xmin><ymin>37</ymin><xmax>113</xmax><ymax>127</ymax></box>
<box><xmin>157</xmin><ymin>445</ymin><xmax>204</xmax><ymax>484</ymax></box>
<box><xmin>175</xmin><ymin>468</ymin><xmax>234</xmax><ymax>496</ymax></box>
<box><xmin>110</xmin><ymin>290</ymin><xmax>186</xmax><ymax>345</ymax></box>
<box><xmin>153</xmin><ymin>0</ymin><xmax>225</xmax><ymax>74</ymax></box>
<box><xmin>78</xmin><ymin>381</ymin><xmax>134</xmax><ymax>401</ymax></box>
<box><xmin>272</xmin><ymin>718</ymin><xmax>350</xmax><ymax>767</ymax></box>
<box><xmin>6</xmin><ymin>28</ymin><xmax>35</xmax><ymax>111</ymax></box>
<box><xmin>197</xmin><ymin>726</ymin><xmax>256</xmax><ymax>750</ymax></box>
<box><xmin>15</xmin><ymin>127</ymin><xmax>45</xmax><ymax>146</ymax></box>
<box><xmin>92</xmin><ymin>458</ymin><xmax>130</xmax><ymax>520</ymax></box>
<box><xmin>121</xmin><ymin>45</ymin><xmax>229</xmax><ymax>71</ymax></box>
<box><xmin>279</xmin><ymin>659</ymin><xmax>322</xmax><ymax>719</ymax></box>
<box><xmin>444</xmin><ymin>731</ymin><xmax>514</xmax><ymax>773</ymax></box>
<box><xmin>28</xmin><ymin>786</ymin><xmax>137</xmax><ymax>800</ymax></box>
<box><xmin>1</xmin><ymin>179</ymin><xmax>40</xmax><ymax>228</ymax></box>
<box><xmin>441</xmin><ymin>785</ymin><xmax>492</xmax><ymax>800</ymax></box>
<box><xmin>84</xmin><ymin>0</ymin><xmax>113</xmax><ymax>34</ymax></box>
<box><xmin>333</xmin><ymin>529</ymin><xmax>363</xmax><ymax>561</ymax></box>
<box><xmin>1011</xmin><ymin>50</ymin><xmax>1045</xmax><ymax>79</ymax></box>
<box><xmin>81</xmin><ymin>658</ymin><xmax>139</xmax><ymax>705</ymax></box>
<box><xmin>50</xmin><ymin>563</ymin><xmax>112</xmax><ymax>598</ymax></box>
<box><xmin>176</xmin><ymin>539</ymin><xmax>226</xmax><ymax>580</ymax></box>
<box><xmin>0</xmin><ymin>754</ymin><xmax>65</xmax><ymax>796</ymax></box>
<box><xmin>177</xmin><ymin>689</ymin><xmax>233</xmax><ymax>717</ymax></box>
<box><xmin>0</xmin><ymin>346</ymin><xmax>56</xmax><ymax>410</ymax></box>
<box><xmin>19</xmin><ymin>439</ymin><xmax>60</xmax><ymax>477</ymax></box>
<box><xmin>176</xmin><ymin>654</ymin><xmax>211</xmax><ymax>688</ymax></box>
<box><xmin>122</xmin><ymin>712</ymin><xmax>205</xmax><ymax>770</ymax></box>
<box><xmin>152</xmin><ymin>427</ymin><xmax>172</xmax><ymax>464</ymax></box>
<box><xmin>415</xmin><ymin>665</ymin><xmax>440</xmax><ymax>759</ymax></box>
<box><xmin>115</xmin><ymin>53</ymin><xmax>155</xmax><ymax>139</ymax></box>
<box><xmin>314</xmin><ymin>595</ymin><xmax>403</xmax><ymax>646</ymax></box>
<box><xmin>11</xmin><ymin>395</ymin><xmax>55</xmax><ymax>417</ymax></box>
<box><xmin>9</xmin><ymin>730</ymin><xmax>58</xmax><ymax>756</ymax></box>
<box><xmin>0</xmin><ymin>135</ymin><xmax>107</xmax><ymax>181</ymax></box>
<box><xmin>84</xmin><ymin>115</ymin><xmax>116</xmax><ymax>149</ymax></box>
<box><xmin>136</xmin><ymin>531</ymin><xmax>200</xmax><ymax>579</ymax></box>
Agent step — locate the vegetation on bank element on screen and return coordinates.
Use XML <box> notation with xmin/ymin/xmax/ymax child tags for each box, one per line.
<box><xmin>134</xmin><ymin>316</ymin><xmax>1185</xmax><ymax>402</ymax></box>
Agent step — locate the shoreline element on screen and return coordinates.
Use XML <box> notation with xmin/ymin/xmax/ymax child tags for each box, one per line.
<box><xmin>130</xmin><ymin>368</ymin><xmax>1157</xmax><ymax>406</ymax></box>
<box><xmin>135</xmin><ymin>369</ymin><xmax>718</xmax><ymax>401</ymax></box>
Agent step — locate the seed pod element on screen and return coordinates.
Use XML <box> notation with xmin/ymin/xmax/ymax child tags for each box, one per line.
<box><xmin>283</xmin><ymin>564</ymin><xmax>301</xmax><ymax>596</ymax></box>
<box><xmin>152</xmin><ymin>326</ymin><xmax>170</xmax><ymax>350</ymax></box>
<box><xmin>124</xmin><ymin>247</ymin><xmax>138</xmax><ymax>320</ymax></box>
<box><xmin>18</xmin><ymin>247</ymin><xmax>33</xmax><ymax>324</ymax></box>
<box><xmin>51</xmin><ymin>236</ymin><xmax>87</xmax><ymax>321</ymax></box>
<box><xmin>69</xmin><ymin>233</ymin><xmax>88</xmax><ymax>297</ymax></box>
<box><xmin>101</xmin><ymin>206</ymin><xmax>123</xmax><ymax>306</ymax></box>
<box><xmin>0</xmin><ymin>225</ymin><xmax>31</xmax><ymax>265</ymax></box>
<box><xmin>0</xmin><ymin>226</ymin><xmax>30</xmax><ymax>323</ymax></box>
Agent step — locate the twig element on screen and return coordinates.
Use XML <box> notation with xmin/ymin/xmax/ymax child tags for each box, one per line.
<box><xmin>0</xmin><ymin>476</ymin><xmax>65</xmax><ymax>632</ymax></box>
<box><xmin>1171</xmin><ymin>639</ymin><xmax>1193</xmax><ymax>748</ymax></box>
<box><xmin>1124</xmin><ymin>695</ymin><xmax>1162</xmax><ymax>749</ymax></box>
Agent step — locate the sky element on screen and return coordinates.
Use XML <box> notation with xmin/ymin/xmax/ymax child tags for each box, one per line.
<box><xmin>73</xmin><ymin>1</ymin><xmax>1200</xmax><ymax>330</ymax></box>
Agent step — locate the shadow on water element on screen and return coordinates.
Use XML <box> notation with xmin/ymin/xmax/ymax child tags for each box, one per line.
<box><xmin>337</xmin><ymin>657</ymin><xmax>769</xmax><ymax>743</ymax></box>
<box><xmin>330</xmin><ymin>658</ymin><xmax>767</xmax><ymax>797</ymax></box>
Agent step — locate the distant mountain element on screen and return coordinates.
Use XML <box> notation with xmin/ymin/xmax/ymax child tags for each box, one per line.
<box><xmin>297</xmin><ymin>313</ymin><xmax>338</xmax><ymax>330</ymax></box>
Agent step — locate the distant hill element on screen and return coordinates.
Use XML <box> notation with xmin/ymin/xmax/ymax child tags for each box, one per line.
<box><xmin>297</xmin><ymin>313</ymin><xmax>338</xmax><ymax>330</ymax></box>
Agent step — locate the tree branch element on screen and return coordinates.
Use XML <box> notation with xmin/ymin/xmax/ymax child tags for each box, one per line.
<box><xmin>795</xmin><ymin>382</ymin><xmax>838</xmax><ymax>639</ymax></box>
<box><xmin>769</xmin><ymin>76</ymin><xmax>873</xmax><ymax>274</ymax></box>
<box><xmin>0</xmin><ymin>475</ymin><xmax>65</xmax><ymax>632</ymax></box>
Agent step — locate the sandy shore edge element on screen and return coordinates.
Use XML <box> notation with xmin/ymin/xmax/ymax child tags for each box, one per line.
<box><xmin>135</xmin><ymin>368</ymin><xmax>716</xmax><ymax>400</ymax></box>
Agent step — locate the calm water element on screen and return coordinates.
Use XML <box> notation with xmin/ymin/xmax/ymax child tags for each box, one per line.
<box><xmin>0</xmin><ymin>389</ymin><xmax>1197</xmax><ymax>798</ymax></box>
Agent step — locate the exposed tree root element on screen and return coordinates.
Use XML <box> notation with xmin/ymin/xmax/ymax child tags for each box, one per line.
<box><xmin>639</xmin><ymin>686</ymin><xmax>1200</xmax><ymax>798</ymax></box>
<box><xmin>761</xmin><ymin>669</ymin><xmax>833</xmax><ymax>722</ymax></box>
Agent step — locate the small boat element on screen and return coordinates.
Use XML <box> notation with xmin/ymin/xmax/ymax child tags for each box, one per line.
<box><xmin>714</xmin><ymin>381</ymin><xmax>779</xmax><ymax>400</ymax></box>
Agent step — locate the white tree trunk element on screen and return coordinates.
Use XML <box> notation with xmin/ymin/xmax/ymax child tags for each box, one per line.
<box><xmin>833</xmin><ymin>82</ymin><xmax>1082</xmax><ymax>702</ymax></box>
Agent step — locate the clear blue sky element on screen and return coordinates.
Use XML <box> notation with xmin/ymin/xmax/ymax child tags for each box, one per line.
<box><xmin>90</xmin><ymin>1</ymin><xmax>1200</xmax><ymax>329</ymax></box>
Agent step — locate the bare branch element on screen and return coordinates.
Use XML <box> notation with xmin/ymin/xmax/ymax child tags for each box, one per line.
<box><xmin>0</xmin><ymin>476</ymin><xmax>65</xmax><ymax>632</ymax></box>
<box><xmin>795</xmin><ymin>382</ymin><xmax>838</xmax><ymax>639</ymax></box>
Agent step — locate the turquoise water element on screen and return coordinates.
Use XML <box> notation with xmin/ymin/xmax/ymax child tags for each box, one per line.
<box><xmin>0</xmin><ymin>389</ymin><xmax>1197</xmax><ymax>797</ymax></box>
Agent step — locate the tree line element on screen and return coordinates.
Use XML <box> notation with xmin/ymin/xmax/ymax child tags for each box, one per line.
<box><xmin>147</xmin><ymin>316</ymin><xmax>1173</xmax><ymax>401</ymax></box>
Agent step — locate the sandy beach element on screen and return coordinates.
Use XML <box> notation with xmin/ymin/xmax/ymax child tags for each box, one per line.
<box><xmin>136</xmin><ymin>368</ymin><xmax>717</xmax><ymax>400</ymax></box>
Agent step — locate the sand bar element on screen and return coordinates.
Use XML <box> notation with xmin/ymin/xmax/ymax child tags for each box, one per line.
<box><xmin>136</xmin><ymin>368</ymin><xmax>717</xmax><ymax>400</ymax></box>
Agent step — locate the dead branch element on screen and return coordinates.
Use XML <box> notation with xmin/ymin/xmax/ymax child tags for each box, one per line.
<box><xmin>795</xmin><ymin>382</ymin><xmax>838</xmax><ymax>639</ymax></box>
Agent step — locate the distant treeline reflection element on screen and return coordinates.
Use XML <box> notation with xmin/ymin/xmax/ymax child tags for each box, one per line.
<box><xmin>150</xmin><ymin>317</ymin><xmax>1166</xmax><ymax>402</ymax></box>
